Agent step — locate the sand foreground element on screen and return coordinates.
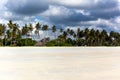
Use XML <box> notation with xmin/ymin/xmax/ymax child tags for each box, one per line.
<box><xmin>0</xmin><ymin>47</ymin><xmax>120</xmax><ymax>80</ymax></box>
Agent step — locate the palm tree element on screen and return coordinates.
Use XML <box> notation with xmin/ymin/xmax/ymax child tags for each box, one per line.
<box><xmin>7</xmin><ymin>20</ymin><xmax>19</xmax><ymax>46</ymax></box>
<box><xmin>110</xmin><ymin>31</ymin><xmax>115</xmax><ymax>40</ymax></box>
<box><xmin>69</xmin><ymin>29</ymin><xmax>74</xmax><ymax>38</ymax></box>
<box><xmin>35</xmin><ymin>22</ymin><xmax>41</xmax><ymax>40</ymax></box>
<box><xmin>89</xmin><ymin>29</ymin><xmax>95</xmax><ymax>46</ymax></box>
<box><xmin>95</xmin><ymin>30</ymin><xmax>100</xmax><ymax>46</ymax></box>
<box><xmin>12</xmin><ymin>23</ymin><xmax>19</xmax><ymax>45</ymax></box>
<box><xmin>58</xmin><ymin>28</ymin><xmax>63</xmax><ymax>43</ymax></box>
<box><xmin>84</xmin><ymin>28</ymin><xmax>90</xmax><ymax>46</ymax></box>
<box><xmin>52</xmin><ymin>25</ymin><xmax>56</xmax><ymax>39</ymax></box>
<box><xmin>77</xmin><ymin>28</ymin><xmax>80</xmax><ymax>40</ymax></box>
<box><xmin>76</xmin><ymin>28</ymin><xmax>81</xmax><ymax>45</ymax></box>
<box><xmin>29</xmin><ymin>23</ymin><xmax>33</xmax><ymax>39</ymax></box>
<box><xmin>84</xmin><ymin>28</ymin><xmax>89</xmax><ymax>39</ymax></box>
<box><xmin>22</xmin><ymin>24</ymin><xmax>29</xmax><ymax>38</ymax></box>
<box><xmin>60</xmin><ymin>28</ymin><xmax>63</xmax><ymax>35</ymax></box>
<box><xmin>0</xmin><ymin>24</ymin><xmax>6</xmax><ymax>46</ymax></box>
<box><xmin>22</xmin><ymin>24</ymin><xmax>29</xmax><ymax>45</ymax></box>
<box><xmin>101</xmin><ymin>29</ymin><xmax>108</xmax><ymax>45</ymax></box>
<box><xmin>63</xmin><ymin>31</ymin><xmax>67</xmax><ymax>41</ymax></box>
<box><xmin>7</xmin><ymin>20</ymin><xmax>14</xmax><ymax>45</ymax></box>
<box><xmin>3</xmin><ymin>24</ymin><xmax>6</xmax><ymax>46</ymax></box>
<box><xmin>6</xmin><ymin>30</ymin><xmax>11</xmax><ymax>39</ymax></box>
<box><xmin>73</xmin><ymin>32</ymin><xmax>77</xmax><ymax>40</ymax></box>
<box><xmin>42</xmin><ymin>25</ymin><xmax>49</xmax><ymax>38</ymax></box>
<box><xmin>67</xmin><ymin>28</ymin><xmax>70</xmax><ymax>38</ymax></box>
<box><xmin>17</xmin><ymin>29</ymin><xmax>21</xmax><ymax>39</ymax></box>
<box><xmin>27</xmin><ymin>23</ymin><xmax>33</xmax><ymax>44</ymax></box>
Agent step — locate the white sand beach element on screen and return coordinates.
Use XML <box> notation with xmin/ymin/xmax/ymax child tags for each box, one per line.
<box><xmin>0</xmin><ymin>47</ymin><xmax>120</xmax><ymax>80</ymax></box>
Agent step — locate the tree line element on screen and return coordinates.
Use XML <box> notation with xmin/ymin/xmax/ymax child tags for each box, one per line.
<box><xmin>0</xmin><ymin>20</ymin><xmax>120</xmax><ymax>46</ymax></box>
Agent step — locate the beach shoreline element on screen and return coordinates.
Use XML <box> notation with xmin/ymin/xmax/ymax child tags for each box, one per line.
<box><xmin>0</xmin><ymin>47</ymin><xmax>120</xmax><ymax>54</ymax></box>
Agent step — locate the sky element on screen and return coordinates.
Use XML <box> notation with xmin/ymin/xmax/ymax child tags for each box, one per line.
<box><xmin>0</xmin><ymin>0</ymin><xmax>120</xmax><ymax>33</ymax></box>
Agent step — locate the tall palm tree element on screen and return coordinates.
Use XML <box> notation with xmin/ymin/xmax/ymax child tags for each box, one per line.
<box><xmin>76</xmin><ymin>28</ymin><xmax>81</xmax><ymax>45</ymax></box>
<box><xmin>35</xmin><ymin>22</ymin><xmax>41</xmax><ymax>40</ymax></box>
<box><xmin>69</xmin><ymin>29</ymin><xmax>74</xmax><ymax>38</ymax></box>
<box><xmin>95</xmin><ymin>30</ymin><xmax>100</xmax><ymax>45</ymax></box>
<box><xmin>73</xmin><ymin>33</ymin><xmax>77</xmax><ymax>40</ymax></box>
<box><xmin>58</xmin><ymin>28</ymin><xmax>64</xmax><ymax>43</ymax></box>
<box><xmin>60</xmin><ymin>28</ymin><xmax>63</xmax><ymax>35</ymax></box>
<box><xmin>42</xmin><ymin>25</ymin><xmax>48</xmax><ymax>38</ymax></box>
<box><xmin>12</xmin><ymin>23</ymin><xmax>19</xmax><ymax>45</ymax></box>
<box><xmin>89</xmin><ymin>29</ymin><xmax>95</xmax><ymax>46</ymax></box>
<box><xmin>101</xmin><ymin>29</ymin><xmax>108</xmax><ymax>45</ymax></box>
<box><xmin>6</xmin><ymin>29</ymin><xmax>13</xmax><ymax>46</ymax></box>
<box><xmin>77</xmin><ymin>28</ymin><xmax>80</xmax><ymax>39</ymax></box>
<box><xmin>52</xmin><ymin>25</ymin><xmax>56</xmax><ymax>39</ymax></box>
<box><xmin>110</xmin><ymin>31</ymin><xmax>115</xmax><ymax>40</ymax></box>
<box><xmin>3</xmin><ymin>24</ymin><xmax>6</xmax><ymax>46</ymax></box>
<box><xmin>22</xmin><ymin>24</ymin><xmax>29</xmax><ymax>46</ymax></box>
<box><xmin>67</xmin><ymin>28</ymin><xmax>70</xmax><ymax>38</ymax></box>
<box><xmin>84</xmin><ymin>28</ymin><xmax>90</xmax><ymax>45</ymax></box>
<box><xmin>7</xmin><ymin>21</ymin><xmax>19</xmax><ymax>46</ymax></box>
<box><xmin>7</xmin><ymin>20</ymin><xmax>14</xmax><ymax>45</ymax></box>
<box><xmin>0</xmin><ymin>24</ymin><xmax>6</xmax><ymax>46</ymax></box>
<box><xmin>17</xmin><ymin>29</ymin><xmax>21</xmax><ymax>39</ymax></box>
<box><xmin>63</xmin><ymin>31</ymin><xmax>67</xmax><ymax>41</ymax></box>
<box><xmin>84</xmin><ymin>28</ymin><xmax>89</xmax><ymax>39</ymax></box>
<box><xmin>6</xmin><ymin>30</ymin><xmax>11</xmax><ymax>39</ymax></box>
<box><xmin>22</xmin><ymin>24</ymin><xmax>29</xmax><ymax>38</ymax></box>
<box><xmin>29</xmin><ymin>23</ymin><xmax>33</xmax><ymax>39</ymax></box>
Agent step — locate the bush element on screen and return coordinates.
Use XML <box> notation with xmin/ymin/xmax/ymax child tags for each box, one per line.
<box><xmin>17</xmin><ymin>38</ymin><xmax>37</xmax><ymax>46</ymax></box>
<box><xmin>46</xmin><ymin>40</ymin><xmax>72</xmax><ymax>46</ymax></box>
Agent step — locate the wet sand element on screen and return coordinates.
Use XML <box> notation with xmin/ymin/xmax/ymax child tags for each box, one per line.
<box><xmin>0</xmin><ymin>47</ymin><xmax>120</xmax><ymax>80</ymax></box>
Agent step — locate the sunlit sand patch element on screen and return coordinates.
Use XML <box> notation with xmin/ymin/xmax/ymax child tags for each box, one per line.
<box><xmin>0</xmin><ymin>47</ymin><xmax>120</xmax><ymax>80</ymax></box>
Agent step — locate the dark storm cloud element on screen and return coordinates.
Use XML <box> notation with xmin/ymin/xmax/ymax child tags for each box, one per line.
<box><xmin>6</xmin><ymin>0</ymin><xmax>51</xmax><ymax>15</ymax></box>
<box><xmin>6</xmin><ymin>0</ymin><xmax>119</xmax><ymax>16</ymax></box>
<box><xmin>85</xmin><ymin>0</ymin><xmax>118</xmax><ymax>10</ymax></box>
<box><xmin>91</xmin><ymin>9</ymin><xmax>120</xmax><ymax>19</ymax></box>
<box><xmin>49</xmin><ymin>10</ymin><xmax>96</xmax><ymax>26</ymax></box>
<box><xmin>57</xmin><ymin>0</ymin><xmax>120</xmax><ymax>22</ymax></box>
<box><xmin>88</xmin><ymin>0</ymin><xmax>120</xmax><ymax>19</ymax></box>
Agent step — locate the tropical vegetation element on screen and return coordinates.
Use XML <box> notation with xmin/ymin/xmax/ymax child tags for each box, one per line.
<box><xmin>0</xmin><ymin>20</ymin><xmax>120</xmax><ymax>46</ymax></box>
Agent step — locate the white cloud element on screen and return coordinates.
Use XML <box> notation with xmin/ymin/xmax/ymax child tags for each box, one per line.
<box><xmin>75</xmin><ymin>9</ymin><xmax>90</xmax><ymax>16</ymax></box>
<box><xmin>81</xmin><ymin>19</ymin><xmax>113</xmax><ymax>26</ymax></box>
<box><xmin>0</xmin><ymin>19</ymin><xmax>8</xmax><ymax>24</ymax></box>
<box><xmin>41</xmin><ymin>5</ymin><xmax>72</xmax><ymax>17</ymax></box>
<box><xmin>80</xmin><ymin>17</ymin><xmax>120</xmax><ymax>32</ymax></box>
<box><xmin>3</xmin><ymin>11</ymin><xmax>13</xmax><ymax>18</ymax></box>
<box><xmin>118</xmin><ymin>0</ymin><xmax>120</xmax><ymax>10</ymax></box>
<box><xmin>0</xmin><ymin>0</ymin><xmax>8</xmax><ymax>23</ymax></box>
<box><xmin>55</xmin><ymin>0</ymin><xmax>95</xmax><ymax>7</ymax></box>
<box><xmin>114</xmin><ymin>16</ymin><xmax>120</xmax><ymax>23</ymax></box>
<box><xmin>0</xmin><ymin>0</ymin><xmax>7</xmax><ymax>10</ymax></box>
<box><xmin>23</xmin><ymin>16</ymin><xmax>30</xmax><ymax>21</ymax></box>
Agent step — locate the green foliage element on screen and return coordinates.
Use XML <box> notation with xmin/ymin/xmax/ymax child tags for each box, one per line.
<box><xmin>46</xmin><ymin>40</ymin><xmax>56</xmax><ymax>46</ymax></box>
<box><xmin>46</xmin><ymin>40</ymin><xmax>72</xmax><ymax>46</ymax></box>
<box><xmin>0</xmin><ymin>39</ymin><xmax>3</xmax><ymax>46</ymax></box>
<box><xmin>1</xmin><ymin>20</ymin><xmax>120</xmax><ymax>46</ymax></box>
<box><xmin>17</xmin><ymin>38</ymin><xmax>37</xmax><ymax>46</ymax></box>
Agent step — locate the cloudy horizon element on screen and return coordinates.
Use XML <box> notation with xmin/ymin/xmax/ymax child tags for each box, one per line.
<box><xmin>0</xmin><ymin>0</ymin><xmax>120</xmax><ymax>33</ymax></box>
